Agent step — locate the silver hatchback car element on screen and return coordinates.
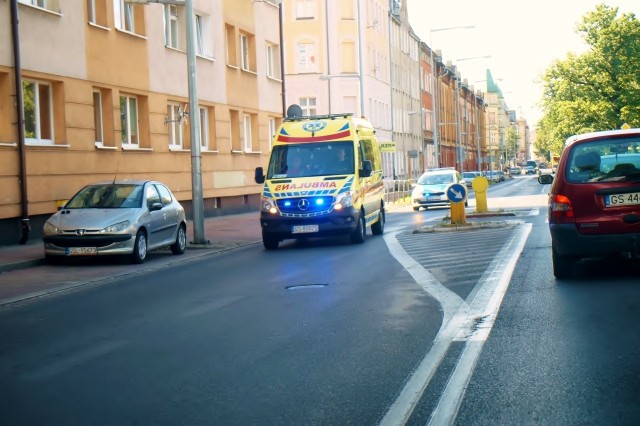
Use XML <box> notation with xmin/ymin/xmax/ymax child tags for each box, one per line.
<box><xmin>43</xmin><ymin>180</ymin><xmax>187</xmax><ymax>264</ymax></box>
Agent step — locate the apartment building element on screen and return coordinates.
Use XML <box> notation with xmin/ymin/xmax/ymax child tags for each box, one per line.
<box><xmin>282</xmin><ymin>0</ymin><xmax>403</xmax><ymax>178</ymax></box>
<box><xmin>0</xmin><ymin>0</ymin><xmax>282</xmax><ymax>245</ymax></box>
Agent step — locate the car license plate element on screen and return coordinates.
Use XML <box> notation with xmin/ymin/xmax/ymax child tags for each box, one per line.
<box><xmin>66</xmin><ymin>247</ymin><xmax>98</xmax><ymax>256</ymax></box>
<box><xmin>605</xmin><ymin>192</ymin><xmax>640</xmax><ymax>207</ymax></box>
<box><xmin>292</xmin><ymin>225</ymin><xmax>319</xmax><ymax>234</ymax></box>
<box><xmin>427</xmin><ymin>195</ymin><xmax>440</xmax><ymax>201</ymax></box>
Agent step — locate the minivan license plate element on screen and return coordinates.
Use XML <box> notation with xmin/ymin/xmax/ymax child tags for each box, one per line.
<box><xmin>66</xmin><ymin>247</ymin><xmax>98</xmax><ymax>256</ymax></box>
<box><xmin>292</xmin><ymin>225</ymin><xmax>319</xmax><ymax>234</ymax></box>
<box><xmin>606</xmin><ymin>192</ymin><xmax>640</xmax><ymax>207</ymax></box>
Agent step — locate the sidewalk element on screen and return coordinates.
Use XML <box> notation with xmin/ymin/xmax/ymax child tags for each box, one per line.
<box><xmin>0</xmin><ymin>212</ymin><xmax>263</xmax><ymax>274</ymax></box>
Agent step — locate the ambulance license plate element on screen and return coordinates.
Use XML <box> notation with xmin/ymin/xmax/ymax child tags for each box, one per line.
<box><xmin>292</xmin><ymin>225</ymin><xmax>319</xmax><ymax>234</ymax></box>
<box><xmin>66</xmin><ymin>247</ymin><xmax>98</xmax><ymax>256</ymax></box>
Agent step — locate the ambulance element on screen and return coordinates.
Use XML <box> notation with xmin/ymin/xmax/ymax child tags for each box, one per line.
<box><xmin>254</xmin><ymin>106</ymin><xmax>385</xmax><ymax>249</ymax></box>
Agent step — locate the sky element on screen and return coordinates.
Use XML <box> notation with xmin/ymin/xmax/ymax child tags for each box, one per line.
<box><xmin>406</xmin><ymin>0</ymin><xmax>640</xmax><ymax>127</ymax></box>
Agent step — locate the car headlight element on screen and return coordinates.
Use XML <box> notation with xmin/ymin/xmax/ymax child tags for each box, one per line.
<box><xmin>334</xmin><ymin>191</ymin><xmax>354</xmax><ymax>210</ymax></box>
<box><xmin>261</xmin><ymin>197</ymin><xmax>278</xmax><ymax>214</ymax></box>
<box><xmin>43</xmin><ymin>222</ymin><xmax>59</xmax><ymax>235</ymax></box>
<box><xmin>101</xmin><ymin>220</ymin><xmax>130</xmax><ymax>233</ymax></box>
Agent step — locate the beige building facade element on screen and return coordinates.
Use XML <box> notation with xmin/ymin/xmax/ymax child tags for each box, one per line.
<box><xmin>0</xmin><ymin>0</ymin><xmax>282</xmax><ymax>245</ymax></box>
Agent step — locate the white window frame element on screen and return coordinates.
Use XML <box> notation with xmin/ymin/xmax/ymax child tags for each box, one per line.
<box><xmin>19</xmin><ymin>0</ymin><xmax>50</xmax><ymax>9</ymax></box>
<box><xmin>93</xmin><ymin>91</ymin><xmax>103</xmax><ymax>145</ymax></box>
<box><xmin>266</xmin><ymin>43</ymin><xmax>281</xmax><ymax>79</ymax></box>
<box><xmin>199</xmin><ymin>106</ymin><xmax>209</xmax><ymax>151</ymax></box>
<box><xmin>114</xmin><ymin>0</ymin><xmax>135</xmax><ymax>33</ymax></box>
<box><xmin>195</xmin><ymin>14</ymin><xmax>204</xmax><ymax>56</ymax></box>
<box><xmin>23</xmin><ymin>79</ymin><xmax>54</xmax><ymax>145</ymax></box>
<box><xmin>167</xmin><ymin>103</ymin><xmax>184</xmax><ymax>149</ymax></box>
<box><xmin>120</xmin><ymin>95</ymin><xmax>139</xmax><ymax>147</ymax></box>
<box><xmin>299</xmin><ymin>97</ymin><xmax>316</xmax><ymax>116</ymax></box>
<box><xmin>268</xmin><ymin>117</ymin><xmax>277</xmax><ymax>151</ymax></box>
<box><xmin>240</xmin><ymin>33</ymin><xmax>250</xmax><ymax>71</ymax></box>
<box><xmin>164</xmin><ymin>4</ymin><xmax>179</xmax><ymax>48</ymax></box>
<box><xmin>243</xmin><ymin>114</ymin><xmax>252</xmax><ymax>152</ymax></box>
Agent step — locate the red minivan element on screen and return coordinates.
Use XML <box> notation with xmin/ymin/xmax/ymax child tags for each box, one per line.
<box><xmin>539</xmin><ymin>127</ymin><xmax>640</xmax><ymax>278</ymax></box>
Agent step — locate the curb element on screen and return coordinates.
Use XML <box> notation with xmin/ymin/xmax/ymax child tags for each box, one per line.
<box><xmin>0</xmin><ymin>258</ymin><xmax>47</xmax><ymax>274</ymax></box>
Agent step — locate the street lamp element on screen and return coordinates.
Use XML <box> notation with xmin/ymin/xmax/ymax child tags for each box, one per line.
<box><xmin>430</xmin><ymin>25</ymin><xmax>474</xmax><ymax>168</ymax></box>
<box><xmin>125</xmin><ymin>0</ymin><xmax>206</xmax><ymax>245</ymax></box>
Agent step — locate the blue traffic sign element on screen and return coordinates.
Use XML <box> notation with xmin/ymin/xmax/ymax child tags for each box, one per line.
<box><xmin>446</xmin><ymin>183</ymin><xmax>467</xmax><ymax>203</ymax></box>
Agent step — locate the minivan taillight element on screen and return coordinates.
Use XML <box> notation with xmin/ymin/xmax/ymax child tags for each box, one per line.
<box><xmin>549</xmin><ymin>194</ymin><xmax>574</xmax><ymax>222</ymax></box>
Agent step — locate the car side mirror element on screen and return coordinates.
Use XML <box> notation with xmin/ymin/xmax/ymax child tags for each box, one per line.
<box><xmin>255</xmin><ymin>167</ymin><xmax>265</xmax><ymax>184</ymax></box>
<box><xmin>149</xmin><ymin>202</ymin><xmax>163</xmax><ymax>212</ymax></box>
<box><xmin>360</xmin><ymin>160</ymin><xmax>373</xmax><ymax>178</ymax></box>
<box><xmin>538</xmin><ymin>174</ymin><xmax>553</xmax><ymax>185</ymax></box>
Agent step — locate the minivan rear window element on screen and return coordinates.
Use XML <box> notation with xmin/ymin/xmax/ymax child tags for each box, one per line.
<box><xmin>566</xmin><ymin>138</ymin><xmax>640</xmax><ymax>183</ymax></box>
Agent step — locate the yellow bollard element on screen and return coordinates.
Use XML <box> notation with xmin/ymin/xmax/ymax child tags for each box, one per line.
<box><xmin>450</xmin><ymin>201</ymin><xmax>466</xmax><ymax>224</ymax></box>
<box><xmin>472</xmin><ymin>176</ymin><xmax>489</xmax><ymax>213</ymax></box>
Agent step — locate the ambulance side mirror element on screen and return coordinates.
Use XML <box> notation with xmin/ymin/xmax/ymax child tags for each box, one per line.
<box><xmin>255</xmin><ymin>167</ymin><xmax>265</xmax><ymax>184</ymax></box>
<box><xmin>360</xmin><ymin>160</ymin><xmax>373</xmax><ymax>178</ymax></box>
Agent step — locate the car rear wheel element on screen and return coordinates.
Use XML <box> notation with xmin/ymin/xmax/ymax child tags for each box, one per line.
<box><xmin>171</xmin><ymin>224</ymin><xmax>187</xmax><ymax>255</ymax></box>
<box><xmin>371</xmin><ymin>204</ymin><xmax>385</xmax><ymax>235</ymax></box>
<box><xmin>552</xmin><ymin>245</ymin><xmax>574</xmax><ymax>279</ymax></box>
<box><xmin>131</xmin><ymin>230</ymin><xmax>147</xmax><ymax>264</ymax></box>
<box><xmin>350</xmin><ymin>211</ymin><xmax>366</xmax><ymax>244</ymax></box>
<box><xmin>262</xmin><ymin>232</ymin><xmax>279</xmax><ymax>250</ymax></box>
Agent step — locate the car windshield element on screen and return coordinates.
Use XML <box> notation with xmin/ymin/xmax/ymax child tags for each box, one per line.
<box><xmin>266</xmin><ymin>142</ymin><xmax>355</xmax><ymax>178</ymax></box>
<box><xmin>65</xmin><ymin>184</ymin><xmax>144</xmax><ymax>208</ymax></box>
<box><xmin>419</xmin><ymin>173</ymin><xmax>455</xmax><ymax>185</ymax></box>
<box><xmin>567</xmin><ymin>137</ymin><xmax>640</xmax><ymax>183</ymax></box>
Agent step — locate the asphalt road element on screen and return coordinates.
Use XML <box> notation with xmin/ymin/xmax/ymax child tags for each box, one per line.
<box><xmin>2</xmin><ymin>175</ymin><xmax>639</xmax><ymax>425</ymax></box>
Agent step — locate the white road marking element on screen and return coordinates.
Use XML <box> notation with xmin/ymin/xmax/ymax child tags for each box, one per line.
<box><xmin>428</xmin><ymin>224</ymin><xmax>532</xmax><ymax>426</ymax></box>
<box><xmin>380</xmin><ymin>224</ymin><xmax>532</xmax><ymax>426</ymax></box>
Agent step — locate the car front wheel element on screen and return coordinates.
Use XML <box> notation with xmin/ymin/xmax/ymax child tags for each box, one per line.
<box><xmin>131</xmin><ymin>230</ymin><xmax>148</xmax><ymax>264</ymax></box>
<box><xmin>350</xmin><ymin>211</ymin><xmax>366</xmax><ymax>244</ymax></box>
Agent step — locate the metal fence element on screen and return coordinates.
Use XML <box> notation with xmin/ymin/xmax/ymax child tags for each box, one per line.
<box><xmin>383</xmin><ymin>179</ymin><xmax>414</xmax><ymax>207</ymax></box>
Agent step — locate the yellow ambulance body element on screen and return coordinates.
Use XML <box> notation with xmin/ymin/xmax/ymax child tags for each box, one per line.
<box><xmin>254</xmin><ymin>110</ymin><xmax>385</xmax><ymax>249</ymax></box>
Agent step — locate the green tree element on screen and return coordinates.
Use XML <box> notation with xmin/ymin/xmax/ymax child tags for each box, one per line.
<box><xmin>537</xmin><ymin>4</ymin><xmax>640</xmax><ymax>155</ymax></box>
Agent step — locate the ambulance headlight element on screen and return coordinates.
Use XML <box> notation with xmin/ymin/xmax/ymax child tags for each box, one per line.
<box><xmin>334</xmin><ymin>191</ymin><xmax>354</xmax><ymax>210</ymax></box>
<box><xmin>261</xmin><ymin>197</ymin><xmax>278</xmax><ymax>214</ymax></box>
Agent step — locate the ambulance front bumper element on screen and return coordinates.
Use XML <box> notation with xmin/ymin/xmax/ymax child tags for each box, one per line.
<box><xmin>259</xmin><ymin>208</ymin><xmax>360</xmax><ymax>239</ymax></box>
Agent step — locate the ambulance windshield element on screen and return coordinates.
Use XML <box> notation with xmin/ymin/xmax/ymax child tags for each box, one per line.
<box><xmin>268</xmin><ymin>142</ymin><xmax>355</xmax><ymax>178</ymax></box>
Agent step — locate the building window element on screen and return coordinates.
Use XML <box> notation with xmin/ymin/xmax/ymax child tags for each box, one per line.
<box><xmin>167</xmin><ymin>103</ymin><xmax>185</xmax><ymax>149</ymax></box>
<box><xmin>199</xmin><ymin>106</ymin><xmax>209</xmax><ymax>151</ymax></box>
<box><xmin>120</xmin><ymin>94</ymin><xmax>139</xmax><ymax>146</ymax></box>
<box><xmin>299</xmin><ymin>97</ymin><xmax>316</xmax><ymax>116</ymax></box>
<box><xmin>239</xmin><ymin>33</ymin><xmax>255</xmax><ymax>72</ymax></box>
<box><xmin>243</xmin><ymin>114</ymin><xmax>252</xmax><ymax>152</ymax></box>
<box><xmin>296</xmin><ymin>42</ymin><xmax>317</xmax><ymax>73</ymax></box>
<box><xmin>93</xmin><ymin>91</ymin><xmax>103</xmax><ymax>144</ymax></box>
<box><xmin>340</xmin><ymin>0</ymin><xmax>355</xmax><ymax>19</ymax></box>
<box><xmin>23</xmin><ymin>80</ymin><xmax>53</xmax><ymax>144</ymax></box>
<box><xmin>164</xmin><ymin>4</ymin><xmax>180</xmax><ymax>49</ymax></box>
<box><xmin>341</xmin><ymin>41</ymin><xmax>356</xmax><ymax>73</ymax></box>
<box><xmin>19</xmin><ymin>0</ymin><xmax>59</xmax><ymax>11</ymax></box>
<box><xmin>230</xmin><ymin>109</ymin><xmax>241</xmax><ymax>151</ymax></box>
<box><xmin>87</xmin><ymin>0</ymin><xmax>107</xmax><ymax>26</ymax></box>
<box><xmin>195</xmin><ymin>14</ymin><xmax>204</xmax><ymax>55</ymax></box>
<box><xmin>268</xmin><ymin>117</ymin><xmax>277</xmax><ymax>151</ymax></box>
<box><xmin>266</xmin><ymin>43</ymin><xmax>281</xmax><ymax>79</ymax></box>
<box><xmin>295</xmin><ymin>0</ymin><xmax>315</xmax><ymax>19</ymax></box>
<box><xmin>225</xmin><ymin>24</ymin><xmax>237</xmax><ymax>67</ymax></box>
<box><xmin>114</xmin><ymin>0</ymin><xmax>135</xmax><ymax>32</ymax></box>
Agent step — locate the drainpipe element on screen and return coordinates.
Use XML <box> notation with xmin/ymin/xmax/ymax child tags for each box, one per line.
<box><xmin>279</xmin><ymin>2</ymin><xmax>286</xmax><ymax>116</ymax></box>
<box><xmin>11</xmin><ymin>0</ymin><xmax>30</xmax><ymax>244</ymax></box>
<box><xmin>324</xmin><ymin>0</ymin><xmax>331</xmax><ymax>114</ymax></box>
